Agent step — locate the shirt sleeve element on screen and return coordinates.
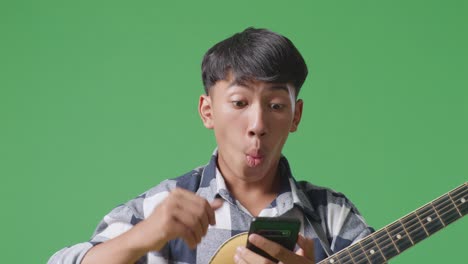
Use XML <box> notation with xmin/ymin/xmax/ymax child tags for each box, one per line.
<box><xmin>325</xmin><ymin>192</ymin><xmax>374</xmax><ymax>252</ymax></box>
<box><xmin>47</xmin><ymin>242</ymin><xmax>94</xmax><ymax>264</ymax></box>
<box><xmin>47</xmin><ymin>203</ymin><xmax>141</xmax><ymax>264</ymax></box>
<box><xmin>47</xmin><ymin>188</ymin><xmax>170</xmax><ymax>264</ymax></box>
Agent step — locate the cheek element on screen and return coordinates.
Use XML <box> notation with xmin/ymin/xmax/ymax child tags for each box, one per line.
<box><xmin>214</xmin><ymin>114</ymin><xmax>236</xmax><ymax>131</ymax></box>
<box><xmin>271</xmin><ymin>113</ymin><xmax>294</xmax><ymax>128</ymax></box>
<box><xmin>216</xmin><ymin>105</ymin><xmax>248</xmax><ymax>127</ymax></box>
<box><xmin>269</xmin><ymin>118</ymin><xmax>295</xmax><ymax>142</ymax></box>
<box><xmin>213</xmin><ymin>108</ymin><xmax>245</xmax><ymax>138</ymax></box>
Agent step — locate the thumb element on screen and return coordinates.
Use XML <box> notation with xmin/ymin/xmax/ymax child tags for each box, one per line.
<box><xmin>296</xmin><ymin>234</ymin><xmax>315</xmax><ymax>261</ymax></box>
<box><xmin>210</xmin><ymin>198</ymin><xmax>224</xmax><ymax>210</ymax></box>
<box><xmin>207</xmin><ymin>199</ymin><xmax>224</xmax><ymax>225</ymax></box>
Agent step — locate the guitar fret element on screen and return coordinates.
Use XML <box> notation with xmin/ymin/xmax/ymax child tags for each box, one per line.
<box><xmin>451</xmin><ymin>184</ymin><xmax>467</xmax><ymax>215</ymax></box>
<box><xmin>357</xmin><ymin>240</ymin><xmax>373</xmax><ymax>264</ymax></box>
<box><xmin>414</xmin><ymin>210</ymin><xmax>429</xmax><ymax>236</ymax></box>
<box><xmin>430</xmin><ymin>202</ymin><xmax>446</xmax><ymax>227</ymax></box>
<box><xmin>416</xmin><ymin>204</ymin><xmax>444</xmax><ymax>235</ymax></box>
<box><xmin>383</xmin><ymin>226</ymin><xmax>400</xmax><ymax>254</ymax></box>
<box><xmin>360</xmin><ymin>236</ymin><xmax>386</xmax><ymax>263</ymax></box>
<box><xmin>387</xmin><ymin>221</ymin><xmax>412</xmax><ymax>252</ymax></box>
<box><xmin>401</xmin><ymin>213</ymin><xmax>427</xmax><ymax>244</ymax></box>
<box><xmin>433</xmin><ymin>194</ymin><xmax>460</xmax><ymax>225</ymax></box>
<box><xmin>334</xmin><ymin>249</ymin><xmax>353</xmax><ymax>264</ymax></box>
<box><xmin>398</xmin><ymin>219</ymin><xmax>414</xmax><ymax>245</ymax></box>
<box><xmin>370</xmin><ymin>235</ymin><xmax>386</xmax><ymax>262</ymax></box>
<box><xmin>453</xmin><ymin>183</ymin><xmax>468</xmax><ymax>215</ymax></box>
<box><xmin>375</xmin><ymin>229</ymin><xmax>399</xmax><ymax>259</ymax></box>
<box><xmin>448</xmin><ymin>190</ymin><xmax>463</xmax><ymax>216</ymax></box>
<box><xmin>346</xmin><ymin>248</ymin><xmax>358</xmax><ymax>264</ymax></box>
<box><xmin>348</xmin><ymin>243</ymin><xmax>368</xmax><ymax>264</ymax></box>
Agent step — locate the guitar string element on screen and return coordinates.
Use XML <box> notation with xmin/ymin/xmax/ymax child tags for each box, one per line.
<box><xmin>337</xmin><ymin>188</ymin><xmax>466</xmax><ymax>264</ymax></box>
<box><xmin>321</xmin><ymin>186</ymin><xmax>466</xmax><ymax>264</ymax></box>
<box><xmin>330</xmin><ymin>190</ymin><xmax>463</xmax><ymax>264</ymax></box>
<box><xmin>334</xmin><ymin>188</ymin><xmax>466</xmax><ymax>264</ymax></box>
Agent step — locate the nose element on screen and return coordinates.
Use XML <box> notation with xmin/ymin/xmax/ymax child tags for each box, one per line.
<box><xmin>247</xmin><ymin>104</ymin><xmax>267</xmax><ymax>138</ymax></box>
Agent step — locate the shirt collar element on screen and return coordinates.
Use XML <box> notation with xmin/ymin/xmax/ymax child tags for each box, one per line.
<box><xmin>277</xmin><ymin>155</ymin><xmax>321</xmax><ymax>221</ymax></box>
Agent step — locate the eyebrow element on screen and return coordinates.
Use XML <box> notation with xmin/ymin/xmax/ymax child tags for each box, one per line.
<box><xmin>227</xmin><ymin>81</ymin><xmax>290</xmax><ymax>93</ymax></box>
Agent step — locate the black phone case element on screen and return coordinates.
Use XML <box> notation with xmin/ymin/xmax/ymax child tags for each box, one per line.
<box><xmin>246</xmin><ymin>217</ymin><xmax>301</xmax><ymax>263</ymax></box>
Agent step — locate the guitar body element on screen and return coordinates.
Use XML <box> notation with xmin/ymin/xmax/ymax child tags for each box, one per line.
<box><xmin>209</xmin><ymin>232</ymin><xmax>248</xmax><ymax>264</ymax></box>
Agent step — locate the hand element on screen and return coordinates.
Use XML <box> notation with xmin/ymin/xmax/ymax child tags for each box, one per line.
<box><xmin>136</xmin><ymin>188</ymin><xmax>224</xmax><ymax>251</ymax></box>
<box><xmin>234</xmin><ymin>233</ymin><xmax>315</xmax><ymax>264</ymax></box>
<box><xmin>81</xmin><ymin>189</ymin><xmax>223</xmax><ymax>264</ymax></box>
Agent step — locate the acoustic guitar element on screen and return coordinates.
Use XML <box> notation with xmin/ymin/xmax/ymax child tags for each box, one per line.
<box><xmin>209</xmin><ymin>183</ymin><xmax>467</xmax><ymax>264</ymax></box>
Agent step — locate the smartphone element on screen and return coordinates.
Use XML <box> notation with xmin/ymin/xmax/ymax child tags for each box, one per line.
<box><xmin>246</xmin><ymin>217</ymin><xmax>301</xmax><ymax>263</ymax></box>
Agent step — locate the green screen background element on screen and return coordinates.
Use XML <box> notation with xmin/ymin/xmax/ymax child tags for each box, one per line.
<box><xmin>1</xmin><ymin>0</ymin><xmax>466</xmax><ymax>263</ymax></box>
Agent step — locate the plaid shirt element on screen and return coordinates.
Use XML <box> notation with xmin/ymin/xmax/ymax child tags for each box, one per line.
<box><xmin>48</xmin><ymin>151</ymin><xmax>373</xmax><ymax>263</ymax></box>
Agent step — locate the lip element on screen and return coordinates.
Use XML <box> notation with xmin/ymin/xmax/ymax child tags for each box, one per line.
<box><xmin>246</xmin><ymin>148</ymin><xmax>264</xmax><ymax>157</ymax></box>
<box><xmin>245</xmin><ymin>149</ymin><xmax>265</xmax><ymax>167</ymax></box>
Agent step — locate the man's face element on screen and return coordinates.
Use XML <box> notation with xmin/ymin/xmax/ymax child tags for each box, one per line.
<box><xmin>199</xmin><ymin>77</ymin><xmax>303</xmax><ymax>182</ymax></box>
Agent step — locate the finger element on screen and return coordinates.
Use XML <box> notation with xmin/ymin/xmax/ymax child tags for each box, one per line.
<box><xmin>234</xmin><ymin>253</ymin><xmax>249</xmax><ymax>264</ymax></box>
<box><xmin>174</xmin><ymin>189</ymin><xmax>222</xmax><ymax>230</ymax></box>
<box><xmin>233</xmin><ymin>251</ymin><xmax>247</xmax><ymax>264</ymax></box>
<box><xmin>172</xmin><ymin>189</ymin><xmax>215</xmax><ymax>231</ymax></box>
<box><xmin>168</xmin><ymin>195</ymin><xmax>202</xmax><ymax>247</ymax></box>
<box><xmin>170</xmin><ymin>207</ymin><xmax>203</xmax><ymax>245</ymax></box>
<box><xmin>186</xmin><ymin>197</ymin><xmax>219</xmax><ymax>232</ymax></box>
<box><xmin>181</xmin><ymin>199</ymin><xmax>211</xmax><ymax>236</ymax></box>
<box><xmin>167</xmin><ymin>200</ymin><xmax>205</xmax><ymax>245</ymax></box>
<box><xmin>171</xmin><ymin>189</ymin><xmax>211</xmax><ymax>238</ymax></box>
<box><xmin>296</xmin><ymin>234</ymin><xmax>314</xmax><ymax>260</ymax></box>
<box><xmin>167</xmin><ymin>216</ymin><xmax>198</xmax><ymax>249</ymax></box>
<box><xmin>248</xmin><ymin>234</ymin><xmax>292</xmax><ymax>262</ymax></box>
<box><xmin>235</xmin><ymin>246</ymin><xmax>275</xmax><ymax>264</ymax></box>
<box><xmin>182</xmin><ymin>223</ymin><xmax>199</xmax><ymax>249</ymax></box>
<box><xmin>209</xmin><ymin>198</ymin><xmax>224</xmax><ymax>225</ymax></box>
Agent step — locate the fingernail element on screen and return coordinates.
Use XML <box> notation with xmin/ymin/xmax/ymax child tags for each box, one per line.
<box><xmin>234</xmin><ymin>254</ymin><xmax>239</xmax><ymax>263</ymax></box>
<box><xmin>248</xmin><ymin>233</ymin><xmax>258</xmax><ymax>242</ymax></box>
<box><xmin>236</xmin><ymin>246</ymin><xmax>243</xmax><ymax>253</ymax></box>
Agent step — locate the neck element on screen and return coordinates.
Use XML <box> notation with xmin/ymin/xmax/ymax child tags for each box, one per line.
<box><xmin>217</xmin><ymin>158</ymin><xmax>281</xmax><ymax>216</ymax></box>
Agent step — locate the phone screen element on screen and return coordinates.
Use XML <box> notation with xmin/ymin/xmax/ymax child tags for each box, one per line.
<box><xmin>246</xmin><ymin>217</ymin><xmax>300</xmax><ymax>263</ymax></box>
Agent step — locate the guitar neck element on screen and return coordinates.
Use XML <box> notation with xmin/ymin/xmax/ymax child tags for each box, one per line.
<box><xmin>317</xmin><ymin>183</ymin><xmax>467</xmax><ymax>264</ymax></box>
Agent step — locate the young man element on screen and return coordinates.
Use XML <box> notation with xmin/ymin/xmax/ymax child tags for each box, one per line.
<box><xmin>49</xmin><ymin>27</ymin><xmax>373</xmax><ymax>264</ymax></box>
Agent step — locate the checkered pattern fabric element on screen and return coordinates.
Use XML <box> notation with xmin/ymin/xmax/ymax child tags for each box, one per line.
<box><xmin>48</xmin><ymin>151</ymin><xmax>373</xmax><ymax>263</ymax></box>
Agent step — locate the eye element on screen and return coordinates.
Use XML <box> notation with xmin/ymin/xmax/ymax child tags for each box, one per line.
<box><xmin>232</xmin><ymin>101</ymin><xmax>247</xmax><ymax>108</ymax></box>
<box><xmin>270</xmin><ymin>103</ymin><xmax>284</xmax><ymax>110</ymax></box>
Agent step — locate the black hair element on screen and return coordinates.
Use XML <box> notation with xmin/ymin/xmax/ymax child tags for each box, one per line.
<box><xmin>201</xmin><ymin>27</ymin><xmax>308</xmax><ymax>96</ymax></box>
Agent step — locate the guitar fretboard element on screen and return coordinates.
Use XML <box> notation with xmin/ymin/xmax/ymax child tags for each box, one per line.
<box><xmin>318</xmin><ymin>183</ymin><xmax>467</xmax><ymax>264</ymax></box>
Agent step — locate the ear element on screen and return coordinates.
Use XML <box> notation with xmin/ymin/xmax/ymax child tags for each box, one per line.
<box><xmin>290</xmin><ymin>99</ymin><xmax>303</xmax><ymax>132</ymax></box>
<box><xmin>198</xmin><ymin>94</ymin><xmax>214</xmax><ymax>129</ymax></box>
